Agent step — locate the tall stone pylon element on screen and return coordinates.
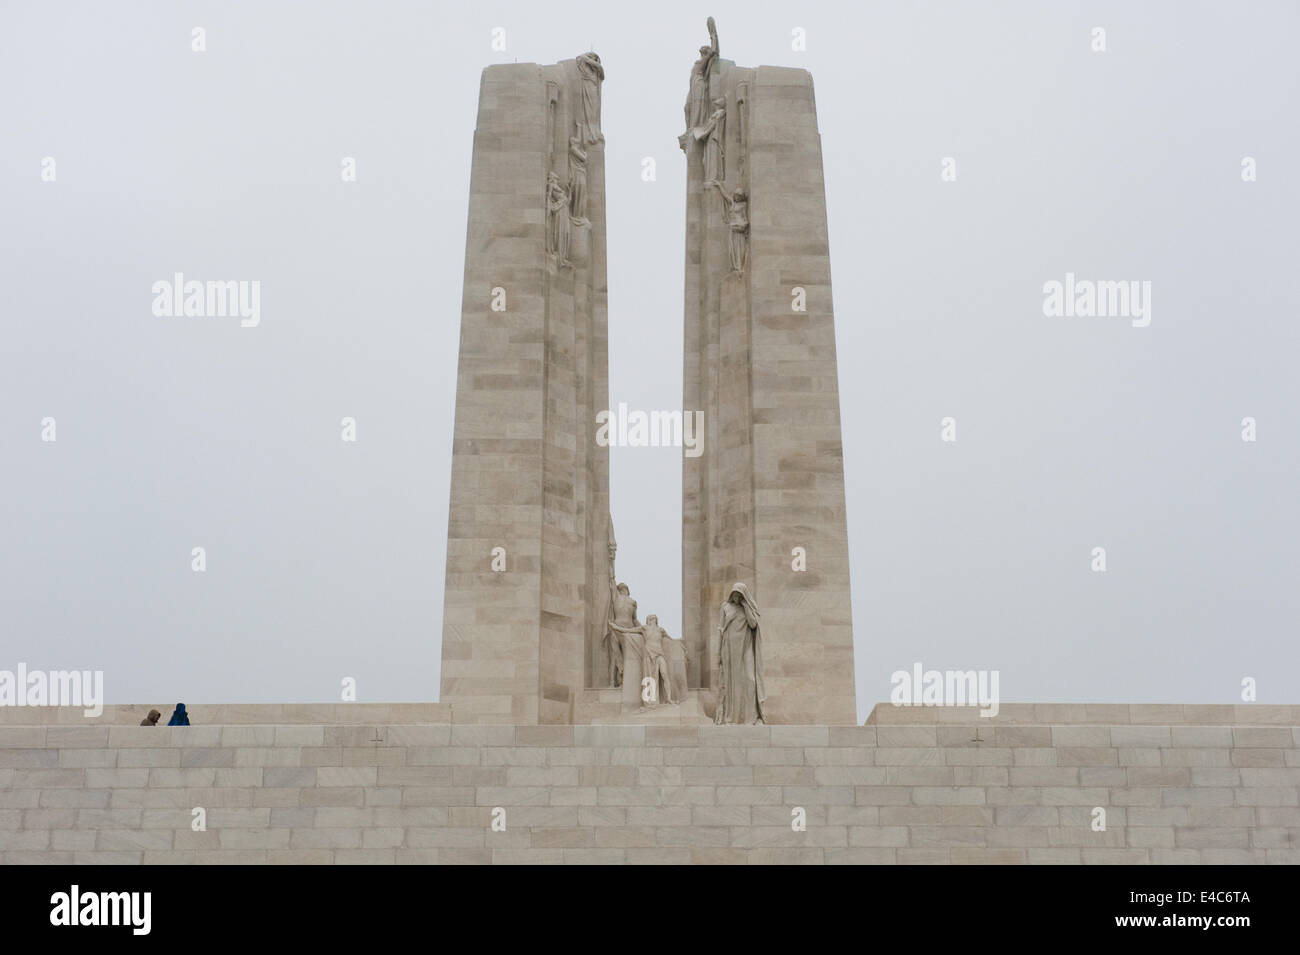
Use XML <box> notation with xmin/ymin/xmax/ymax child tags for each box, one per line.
<box><xmin>680</xmin><ymin>21</ymin><xmax>857</xmax><ymax>723</ymax></box>
<box><xmin>440</xmin><ymin>56</ymin><xmax>610</xmax><ymax>723</ymax></box>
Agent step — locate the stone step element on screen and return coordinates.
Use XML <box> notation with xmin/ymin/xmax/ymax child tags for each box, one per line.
<box><xmin>574</xmin><ymin>691</ymin><xmax>710</xmax><ymax>725</ymax></box>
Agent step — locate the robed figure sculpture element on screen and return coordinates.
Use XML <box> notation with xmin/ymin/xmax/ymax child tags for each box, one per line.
<box><xmin>713</xmin><ymin>582</ymin><xmax>765</xmax><ymax>724</ymax></box>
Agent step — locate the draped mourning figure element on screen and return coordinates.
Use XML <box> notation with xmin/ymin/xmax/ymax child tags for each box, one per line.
<box><xmin>713</xmin><ymin>582</ymin><xmax>765</xmax><ymax>724</ymax></box>
<box><xmin>576</xmin><ymin>52</ymin><xmax>605</xmax><ymax>145</ymax></box>
<box><xmin>546</xmin><ymin>171</ymin><xmax>571</xmax><ymax>266</ymax></box>
<box><xmin>568</xmin><ymin>137</ymin><xmax>588</xmax><ymax>222</ymax></box>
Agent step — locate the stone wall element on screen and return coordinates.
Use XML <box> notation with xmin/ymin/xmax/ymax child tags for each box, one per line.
<box><xmin>3</xmin><ymin>706</ymin><xmax>1296</xmax><ymax>863</ymax></box>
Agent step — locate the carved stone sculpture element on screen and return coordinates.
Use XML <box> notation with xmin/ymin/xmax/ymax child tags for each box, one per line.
<box><xmin>606</xmin><ymin>581</ymin><xmax>645</xmax><ymax>688</ymax></box>
<box><xmin>684</xmin><ymin>17</ymin><xmax>720</xmax><ymax>138</ymax></box>
<box><xmin>611</xmin><ymin>582</ymin><xmax>647</xmax><ymax>686</ymax></box>
<box><xmin>575</xmin><ymin>52</ymin><xmax>605</xmax><ymax>145</ymax></box>
<box><xmin>568</xmin><ymin>137</ymin><xmax>588</xmax><ymax>222</ymax></box>
<box><xmin>721</xmin><ymin>187</ymin><xmax>749</xmax><ymax>273</ymax></box>
<box><xmin>713</xmin><ymin>582</ymin><xmax>765</xmax><ymax>724</ymax></box>
<box><xmin>640</xmin><ymin>615</ymin><xmax>676</xmax><ymax>706</ymax></box>
<box><xmin>694</xmin><ymin>97</ymin><xmax>726</xmax><ymax>185</ymax></box>
<box><xmin>603</xmin><ymin>527</ymin><xmax>647</xmax><ymax>687</ymax></box>
<box><xmin>546</xmin><ymin>171</ymin><xmax>571</xmax><ymax>266</ymax></box>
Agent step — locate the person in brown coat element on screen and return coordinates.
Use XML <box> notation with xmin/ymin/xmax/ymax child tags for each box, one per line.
<box><xmin>140</xmin><ymin>709</ymin><xmax>161</xmax><ymax>726</ymax></box>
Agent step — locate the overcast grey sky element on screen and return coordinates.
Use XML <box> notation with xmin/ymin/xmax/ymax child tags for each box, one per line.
<box><xmin>2</xmin><ymin>1</ymin><xmax>1296</xmax><ymax>722</ymax></box>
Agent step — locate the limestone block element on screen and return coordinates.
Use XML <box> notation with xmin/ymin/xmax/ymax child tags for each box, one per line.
<box><xmin>272</xmin><ymin>726</ymin><xmax>324</xmax><ymax>747</ymax></box>
<box><xmin>289</xmin><ymin>828</ymin><xmax>362</xmax><ymax>849</ymax></box>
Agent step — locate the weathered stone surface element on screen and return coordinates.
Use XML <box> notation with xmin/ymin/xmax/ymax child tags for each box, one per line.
<box><xmin>439</xmin><ymin>59</ymin><xmax>611</xmax><ymax>723</ymax></box>
<box><xmin>681</xmin><ymin>45</ymin><xmax>854</xmax><ymax>724</ymax></box>
<box><xmin>4</xmin><ymin>710</ymin><xmax>1295</xmax><ymax>864</ymax></box>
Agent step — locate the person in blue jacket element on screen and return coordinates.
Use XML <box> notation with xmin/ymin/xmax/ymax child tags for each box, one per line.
<box><xmin>166</xmin><ymin>703</ymin><xmax>190</xmax><ymax>726</ymax></box>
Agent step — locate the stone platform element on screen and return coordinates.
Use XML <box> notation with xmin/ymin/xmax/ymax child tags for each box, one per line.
<box><xmin>1</xmin><ymin>704</ymin><xmax>1296</xmax><ymax>864</ymax></box>
<box><xmin>574</xmin><ymin>689</ymin><xmax>710</xmax><ymax>725</ymax></box>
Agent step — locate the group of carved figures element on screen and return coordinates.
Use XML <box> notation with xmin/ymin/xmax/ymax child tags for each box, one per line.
<box><xmin>604</xmin><ymin>572</ymin><xmax>687</xmax><ymax>708</ymax></box>
<box><xmin>545</xmin><ymin>52</ymin><xmax>603</xmax><ymax>267</ymax></box>
<box><xmin>552</xmin><ymin>22</ymin><xmax>763</xmax><ymax>723</ymax></box>
<box><xmin>681</xmin><ymin>17</ymin><xmax>749</xmax><ymax>273</ymax></box>
<box><xmin>547</xmin><ymin>22</ymin><xmax>749</xmax><ymax>274</ymax></box>
<box><xmin>603</xmin><ymin>529</ymin><xmax>764</xmax><ymax>725</ymax></box>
